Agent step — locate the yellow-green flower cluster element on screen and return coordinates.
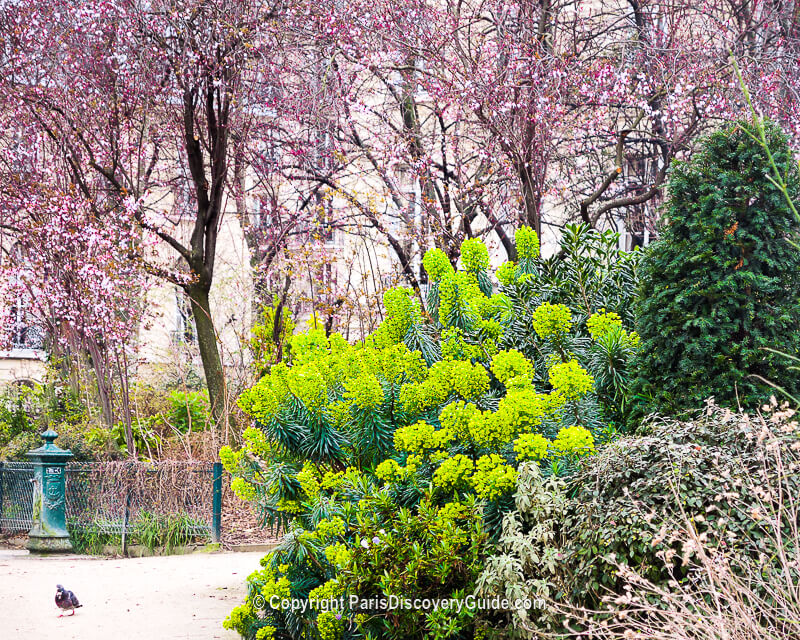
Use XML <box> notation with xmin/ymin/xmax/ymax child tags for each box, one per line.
<box><xmin>438</xmin><ymin>501</ymin><xmax>469</xmax><ymax>521</ymax></box>
<box><xmin>240</xmin><ymin>325</ymin><xmax>433</xmax><ymax>431</ymax></box>
<box><xmin>255</xmin><ymin>625</ymin><xmax>276</xmax><ymax>640</ymax></box>
<box><xmin>436</xmin><ymin>387</ymin><xmax>565</xmax><ymax>451</ymax></box>
<box><xmin>381</xmin><ymin>288</ymin><xmax>422</xmax><ymax>343</ymax></box>
<box><xmin>296</xmin><ymin>462</ymin><xmax>321</xmax><ymax>498</ymax></box>
<box><xmin>439</xmin><ymin>401</ymin><xmax>481</xmax><ymax>440</ymax></box>
<box><xmin>552</xmin><ymin>425</ymin><xmax>595</xmax><ymax>457</ymax></box>
<box><xmin>315</xmin><ymin>517</ymin><xmax>346</xmax><ymax>540</ymax></box>
<box><xmin>404</xmin><ymin>454</ymin><xmax>425</xmax><ymax>475</ymax></box>
<box><xmin>241</xmin><ymin>426</ymin><xmax>272</xmax><ymax>459</ymax></box>
<box><xmin>472</xmin><ymin>292</ymin><xmax>510</xmax><ymax>319</ymax></box>
<box><xmin>377</xmin><ymin>343</ymin><xmax>427</xmax><ymax>384</ymax></box>
<box><xmin>321</xmin><ymin>470</ymin><xmax>344</xmax><ymax>491</ymax></box>
<box><xmin>394</xmin><ymin>420</ymin><xmax>453</xmax><ymax>454</ymax></box>
<box><xmin>237</xmin><ymin>376</ymin><xmax>283</xmax><ymax>425</ymax></box>
<box><xmin>260</xmin><ymin>570</ymin><xmax>292</xmax><ymax>605</ymax></box>
<box><xmin>496</xmin><ymin>387</ymin><xmax>563</xmax><ymax>434</ymax></box>
<box><xmin>399</xmin><ymin>375</ymin><xmax>449</xmax><ymax>414</ymax></box>
<box><xmin>586</xmin><ymin>308</ymin><xmax>641</xmax><ymax>349</ymax></box>
<box><xmin>586</xmin><ymin>308</ymin><xmax>623</xmax><ymax>338</ymax></box>
<box><xmin>375</xmin><ymin>458</ymin><xmax>402</xmax><ymax>481</ymax></box>
<box><xmin>289</xmin><ymin>364</ymin><xmax>330</xmax><ymax>412</ymax></box>
<box><xmin>400</xmin><ymin>360</ymin><xmax>489</xmax><ymax>413</ymax></box>
<box><xmin>432</xmin><ymin>454</ymin><xmax>474</xmax><ymax>490</ymax></box>
<box><xmin>471</xmin><ymin>455</ymin><xmax>517</xmax><ymax>500</ymax></box>
<box><xmin>423</xmin><ymin>247</ymin><xmax>454</xmax><ymax>281</ymax></box>
<box><xmin>223</xmin><ymin>603</ymin><xmax>256</xmax><ymax>632</ymax></box>
<box><xmin>477</xmin><ymin>318</ymin><xmax>503</xmax><ymax>341</ymax></box>
<box><xmin>491</xmin><ymin>349</ymin><xmax>533</xmax><ymax>385</ymax></box>
<box><xmin>438</xmin><ymin>271</ymin><xmax>483</xmax><ymax>323</ymax></box>
<box><xmin>428</xmin><ymin>507</ymin><xmax>476</xmax><ymax>546</ymax></box>
<box><xmin>548</xmin><ymin>360</ymin><xmax>594</xmax><ymax>400</ymax></box>
<box><xmin>460</xmin><ymin>238</ymin><xmax>490</xmax><ymax>272</ymax></box>
<box><xmin>467</xmin><ymin>408</ymin><xmax>516</xmax><ymax>449</ymax></box>
<box><xmin>325</xmin><ymin>400</ymin><xmax>351</xmax><ymax>432</ymax></box>
<box><xmin>277</xmin><ymin>498</ymin><xmax>303</xmax><ymax>515</ymax></box>
<box><xmin>532</xmin><ymin>302</ymin><xmax>573</xmax><ymax>339</ymax></box>
<box><xmin>514</xmin><ymin>433</ymin><xmax>549</xmax><ymax>461</ymax></box>
<box><xmin>219</xmin><ymin>444</ymin><xmax>238</xmax><ymax>472</ymax></box>
<box><xmin>503</xmin><ymin>374</ymin><xmax>533</xmax><ymax>390</ymax></box>
<box><xmin>231</xmin><ymin>477</ymin><xmax>257</xmax><ymax>500</ymax></box>
<box><xmin>343</xmin><ymin>373</ymin><xmax>384</xmax><ymax>410</ymax></box>
<box><xmin>324</xmin><ymin>542</ymin><xmax>352</xmax><ymax>567</ymax></box>
<box><xmin>290</xmin><ymin>326</ymin><xmax>329</xmax><ymax>364</ymax></box>
<box><xmin>309</xmin><ymin>578</ymin><xmax>344</xmax><ymax>602</ymax></box>
<box><xmin>317</xmin><ymin>610</ymin><xmax>344</xmax><ymax>640</ymax></box>
<box><xmin>515</xmin><ymin>226</ymin><xmax>540</xmax><ymax>260</ymax></box>
<box><xmin>496</xmin><ymin>260</ymin><xmax>517</xmax><ymax>286</ymax></box>
<box><xmin>450</xmin><ymin>360</ymin><xmax>490</xmax><ymax>399</ymax></box>
<box><xmin>441</xmin><ymin>327</ymin><xmax>483</xmax><ymax>361</ymax></box>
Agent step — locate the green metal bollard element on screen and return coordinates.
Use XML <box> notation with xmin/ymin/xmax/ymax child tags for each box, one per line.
<box><xmin>0</xmin><ymin>461</ymin><xmax>5</xmax><ymax>530</ymax></box>
<box><xmin>26</xmin><ymin>429</ymin><xmax>74</xmax><ymax>553</ymax></box>
<box><xmin>211</xmin><ymin>462</ymin><xmax>222</xmax><ymax>544</ymax></box>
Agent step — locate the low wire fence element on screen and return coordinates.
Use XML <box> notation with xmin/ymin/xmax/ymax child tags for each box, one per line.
<box><xmin>0</xmin><ymin>462</ymin><xmax>33</xmax><ymax>532</ymax></box>
<box><xmin>0</xmin><ymin>461</ymin><xmax>222</xmax><ymax>544</ymax></box>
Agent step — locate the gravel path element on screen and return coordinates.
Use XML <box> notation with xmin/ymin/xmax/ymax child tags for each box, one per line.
<box><xmin>0</xmin><ymin>549</ymin><xmax>264</xmax><ymax>640</ymax></box>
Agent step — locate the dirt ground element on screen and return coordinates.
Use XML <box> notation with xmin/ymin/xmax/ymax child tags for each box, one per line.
<box><xmin>0</xmin><ymin>549</ymin><xmax>265</xmax><ymax>640</ymax></box>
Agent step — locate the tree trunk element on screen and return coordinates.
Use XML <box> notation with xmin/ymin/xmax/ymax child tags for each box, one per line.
<box><xmin>519</xmin><ymin>163</ymin><xmax>543</xmax><ymax>238</ymax></box>
<box><xmin>185</xmin><ymin>284</ymin><xmax>227</xmax><ymax>444</ymax></box>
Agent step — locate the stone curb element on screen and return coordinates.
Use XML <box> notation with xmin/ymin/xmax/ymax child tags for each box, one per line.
<box><xmin>227</xmin><ymin>543</ymin><xmax>278</xmax><ymax>553</ymax></box>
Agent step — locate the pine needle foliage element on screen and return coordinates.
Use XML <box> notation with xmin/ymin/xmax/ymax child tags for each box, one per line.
<box><xmin>633</xmin><ymin>120</ymin><xmax>800</xmax><ymax>413</ymax></box>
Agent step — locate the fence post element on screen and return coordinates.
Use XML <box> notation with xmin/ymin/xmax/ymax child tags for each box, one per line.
<box><xmin>0</xmin><ymin>461</ymin><xmax>4</xmax><ymax>533</ymax></box>
<box><xmin>211</xmin><ymin>462</ymin><xmax>222</xmax><ymax>544</ymax></box>
<box><xmin>121</xmin><ymin>489</ymin><xmax>131</xmax><ymax>556</ymax></box>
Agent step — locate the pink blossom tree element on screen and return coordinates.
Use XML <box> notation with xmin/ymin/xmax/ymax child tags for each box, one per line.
<box><xmin>0</xmin><ymin>0</ymin><xmax>287</xmax><ymax>434</ymax></box>
<box><xmin>0</xmin><ymin>187</ymin><xmax>149</xmax><ymax>450</ymax></box>
<box><xmin>1</xmin><ymin>0</ymin><xmax>798</xmax><ymax>430</ymax></box>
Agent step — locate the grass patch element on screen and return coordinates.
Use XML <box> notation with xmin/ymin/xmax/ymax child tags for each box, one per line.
<box><xmin>68</xmin><ymin>511</ymin><xmax>208</xmax><ymax>554</ymax></box>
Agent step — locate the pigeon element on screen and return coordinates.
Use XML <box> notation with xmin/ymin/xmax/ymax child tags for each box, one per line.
<box><xmin>55</xmin><ymin>584</ymin><xmax>82</xmax><ymax>617</ymax></box>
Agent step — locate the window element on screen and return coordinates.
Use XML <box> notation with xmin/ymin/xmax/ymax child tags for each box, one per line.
<box><xmin>380</xmin><ymin>273</ymin><xmax>397</xmax><ymax>289</ymax></box>
<box><xmin>413</xmin><ymin>58</ymin><xmax>429</xmax><ymax>100</ymax></box>
<box><xmin>9</xmin><ymin>298</ymin><xmax>43</xmax><ymax>350</ymax></box>
<box><xmin>255</xmin><ymin>135</ymin><xmax>279</xmax><ymax>169</ymax></box>
<box><xmin>5</xmin><ymin>245</ymin><xmax>44</xmax><ymax>352</ymax></box>
<box><xmin>419</xmin><ymin>260</ymin><xmax>429</xmax><ymax>285</ymax></box>
<box><xmin>252</xmin><ymin>195</ymin><xmax>274</xmax><ymax>231</ymax></box>
<box><xmin>312</xmin><ymin>128</ymin><xmax>334</xmax><ymax>173</ymax></box>
<box><xmin>173</xmin><ymin>289</ymin><xmax>197</xmax><ymax>346</ymax></box>
<box><xmin>250</xmin><ymin>71</ymin><xmax>283</xmax><ymax>116</ymax></box>
<box><xmin>314</xmin><ymin>192</ymin><xmax>336</xmax><ymax>246</ymax></box>
<box><xmin>316</xmin><ymin>263</ymin><xmax>337</xmax><ymax>302</ymax></box>
<box><xmin>321</xmin><ymin>263</ymin><xmax>336</xmax><ymax>287</ymax></box>
<box><xmin>2</xmin><ymin>244</ymin><xmax>45</xmax><ymax>351</ymax></box>
<box><xmin>173</xmin><ymin>158</ymin><xmax>195</xmax><ymax>217</ymax></box>
<box><xmin>391</xmin><ymin>164</ymin><xmax>418</xmax><ymax>233</ymax></box>
<box><xmin>627</xmin><ymin>226</ymin><xmax>653</xmax><ymax>250</ymax></box>
<box><xmin>8</xmin><ymin>129</ymin><xmax>38</xmax><ymax>176</ymax></box>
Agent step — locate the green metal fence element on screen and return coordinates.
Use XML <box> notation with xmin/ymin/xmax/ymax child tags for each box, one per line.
<box><xmin>0</xmin><ymin>461</ymin><xmax>222</xmax><ymax>543</ymax></box>
<box><xmin>0</xmin><ymin>462</ymin><xmax>35</xmax><ymax>531</ymax></box>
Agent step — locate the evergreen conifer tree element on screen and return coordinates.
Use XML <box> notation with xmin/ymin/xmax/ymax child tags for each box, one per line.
<box><xmin>633</xmin><ymin>119</ymin><xmax>800</xmax><ymax>412</ymax></box>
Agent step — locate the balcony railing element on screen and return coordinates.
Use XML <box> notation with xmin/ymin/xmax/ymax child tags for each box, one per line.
<box><xmin>10</xmin><ymin>325</ymin><xmax>44</xmax><ymax>351</ymax></box>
